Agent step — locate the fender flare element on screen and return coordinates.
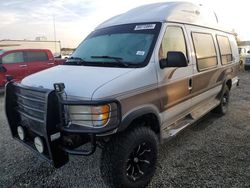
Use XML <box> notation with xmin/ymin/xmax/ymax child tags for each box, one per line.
<box><xmin>118</xmin><ymin>106</ymin><xmax>161</xmax><ymax>133</ymax></box>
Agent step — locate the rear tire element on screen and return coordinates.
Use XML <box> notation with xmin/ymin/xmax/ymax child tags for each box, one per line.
<box><xmin>213</xmin><ymin>85</ymin><xmax>230</xmax><ymax>115</ymax></box>
<box><xmin>100</xmin><ymin>127</ymin><xmax>158</xmax><ymax>188</ymax></box>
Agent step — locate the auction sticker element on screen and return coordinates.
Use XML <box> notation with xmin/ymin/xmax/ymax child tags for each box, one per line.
<box><xmin>136</xmin><ymin>51</ymin><xmax>145</xmax><ymax>56</ymax></box>
<box><xmin>134</xmin><ymin>24</ymin><xmax>156</xmax><ymax>30</ymax></box>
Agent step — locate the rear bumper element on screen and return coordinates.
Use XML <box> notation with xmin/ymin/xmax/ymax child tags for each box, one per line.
<box><xmin>5</xmin><ymin>82</ymin><xmax>121</xmax><ymax>168</ymax></box>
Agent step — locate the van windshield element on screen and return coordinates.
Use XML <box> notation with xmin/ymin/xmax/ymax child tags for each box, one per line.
<box><xmin>67</xmin><ymin>22</ymin><xmax>161</xmax><ymax>68</ymax></box>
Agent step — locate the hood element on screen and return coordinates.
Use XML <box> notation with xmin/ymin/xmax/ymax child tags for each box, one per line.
<box><xmin>22</xmin><ymin>65</ymin><xmax>134</xmax><ymax>99</ymax></box>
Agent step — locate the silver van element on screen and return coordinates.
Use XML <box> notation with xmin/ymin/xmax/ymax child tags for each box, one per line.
<box><xmin>5</xmin><ymin>2</ymin><xmax>239</xmax><ymax>188</ymax></box>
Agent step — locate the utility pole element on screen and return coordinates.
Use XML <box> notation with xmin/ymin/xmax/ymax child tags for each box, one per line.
<box><xmin>53</xmin><ymin>15</ymin><xmax>57</xmax><ymax>55</ymax></box>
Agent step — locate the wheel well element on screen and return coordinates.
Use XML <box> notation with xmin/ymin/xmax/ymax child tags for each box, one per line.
<box><xmin>128</xmin><ymin>113</ymin><xmax>160</xmax><ymax>135</ymax></box>
<box><xmin>226</xmin><ymin>79</ymin><xmax>232</xmax><ymax>90</ymax></box>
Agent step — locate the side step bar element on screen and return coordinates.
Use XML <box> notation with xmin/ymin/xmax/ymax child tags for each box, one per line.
<box><xmin>162</xmin><ymin>98</ymin><xmax>220</xmax><ymax>139</ymax></box>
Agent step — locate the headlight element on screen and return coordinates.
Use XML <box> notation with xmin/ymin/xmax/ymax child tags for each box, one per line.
<box><xmin>66</xmin><ymin>103</ymin><xmax>117</xmax><ymax>128</ymax></box>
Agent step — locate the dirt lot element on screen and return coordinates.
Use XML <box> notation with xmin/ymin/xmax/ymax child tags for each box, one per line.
<box><xmin>0</xmin><ymin>72</ymin><xmax>250</xmax><ymax>188</ymax></box>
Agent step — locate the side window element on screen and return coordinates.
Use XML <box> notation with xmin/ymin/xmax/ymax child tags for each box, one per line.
<box><xmin>26</xmin><ymin>51</ymin><xmax>49</xmax><ymax>62</ymax></box>
<box><xmin>192</xmin><ymin>32</ymin><xmax>217</xmax><ymax>71</ymax></box>
<box><xmin>216</xmin><ymin>35</ymin><xmax>233</xmax><ymax>65</ymax></box>
<box><xmin>2</xmin><ymin>52</ymin><xmax>24</xmax><ymax>64</ymax></box>
<box><xmin>159</xmin><ymin>26</ymin><xmax>187</xmax><ymax>60</ymax></box>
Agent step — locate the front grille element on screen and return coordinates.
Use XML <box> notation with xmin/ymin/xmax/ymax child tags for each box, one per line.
<box><xmin>12</xmin><ymin>85</ymin><xmax>50</xmax><ymax>135</ymax></box>
<box><xmin>15</xmin><ymin>87</ymin><xmax>47</xmax><ymax>121</ymax></box>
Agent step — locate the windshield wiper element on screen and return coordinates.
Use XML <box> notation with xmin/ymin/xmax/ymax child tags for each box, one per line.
<box><xmin>64</xmin><ymin>56</ymin><xmax>86</xmax><ymax>65</ymax></box>
<box><xmin>91</xmin><ymin>55</ymin><xmax>129</xmax><ymax>67</ymax></box>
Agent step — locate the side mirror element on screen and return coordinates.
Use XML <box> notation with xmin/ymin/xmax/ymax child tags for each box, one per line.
<box><xmin>247</xmin><ymin>50</ymin><xmax>250</xmax><ymax>54</ymax></box>
<box><xmin>6</xmin><ymin>75</ymin><xmax>13</xmax><ymax>82</ymax></box>
<box><xmin>160</xmin><ymin>51</ymin><xmax>188</xmax><ymax>69</ymax></box>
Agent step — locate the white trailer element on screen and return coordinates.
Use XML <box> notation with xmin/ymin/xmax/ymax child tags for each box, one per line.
<box><xmin>0</xmin><ymin>40</ymin><xmax>61</xmax><ymax>57</ymax></box>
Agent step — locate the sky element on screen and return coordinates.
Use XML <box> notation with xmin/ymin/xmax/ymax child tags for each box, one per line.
<box><xmin>0</xmin><ymin>0</ymin><xmax>249</xmax><ymax>48</ymax></box>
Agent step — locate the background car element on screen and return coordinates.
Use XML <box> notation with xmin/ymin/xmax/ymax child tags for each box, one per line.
<box><xmin>0</xmin><ymin>49</ymin><xmax>65</xmax><ymax>91</ymax></box>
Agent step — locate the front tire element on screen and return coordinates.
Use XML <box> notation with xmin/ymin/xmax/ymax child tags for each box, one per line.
<box><xmin>100</xmin><ymin>127</ymin><xmax>158</xmax><ymax>188</ymax></box>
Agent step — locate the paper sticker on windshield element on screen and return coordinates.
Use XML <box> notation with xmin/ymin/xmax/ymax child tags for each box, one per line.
<box><xmin>136</xmin><ymin>51</ymin><xmax>145</xmax><ymax>56</ymax></box>
<box><xmin>134</xmin><ymin>24</ymin><xmax>156</xmax><ymax>30</ymax></box>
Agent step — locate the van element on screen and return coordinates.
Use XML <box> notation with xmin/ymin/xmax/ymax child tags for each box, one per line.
<box><xmin>0</xmin><ymin>49</ymin><xmax>65</xmax><ymax>91</ymax></box>
<box><xmin>5</xmin><ymin>2</ymin><xmax>239</xmax><ymax>188</ymax></box>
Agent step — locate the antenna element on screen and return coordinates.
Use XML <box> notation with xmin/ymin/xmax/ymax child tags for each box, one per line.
<box><xmin>213</xmin><ymin>11</ymin><xmax>219</xmax><ymax>23</ymax></box>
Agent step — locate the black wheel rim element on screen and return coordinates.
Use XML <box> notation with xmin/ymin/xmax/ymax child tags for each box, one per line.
<box><xmin>126</xmin><ymin>142</ymin><xmax>153</xmax><ymax>181</ymax></box>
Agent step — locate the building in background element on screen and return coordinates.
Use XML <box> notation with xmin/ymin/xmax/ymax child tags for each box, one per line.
<box><xmin>0</xmin><ymin>39</ymin><xmax>61</xmax><ymax>57</ymax></box>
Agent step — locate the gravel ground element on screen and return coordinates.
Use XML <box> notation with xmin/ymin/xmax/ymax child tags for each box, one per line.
<box><xmin>0</xmin><ymin>72</ymin><xmax>250</xmax><ymax>188</ymax></box>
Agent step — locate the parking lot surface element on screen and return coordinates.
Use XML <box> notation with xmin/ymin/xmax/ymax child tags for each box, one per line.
<box><xmin>0</xmin><ymin>72</ymin><xmax>250</xmax><ymax>188</ymax></box>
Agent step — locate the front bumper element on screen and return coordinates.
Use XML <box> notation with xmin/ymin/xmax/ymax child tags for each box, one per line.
<box><xmin>5</xmin><ymin>82</ymin><xmax>121</xmax><ymax>168</ymax></box>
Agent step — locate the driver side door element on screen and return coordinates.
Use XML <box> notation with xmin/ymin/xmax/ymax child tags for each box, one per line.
<box><xmin>156</xmin><ymin>24</ymin><xmax>194</xmax><ymax>135</ymax></box>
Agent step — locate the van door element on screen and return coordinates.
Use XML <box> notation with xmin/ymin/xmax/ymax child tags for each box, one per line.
<box><xmin>1</xmin><ymin>51</ymin><xmax>26</xmax><ymax>83</ymax></box>
<box><xmin>188</xmin><ymin>29</ymin><xmax>222</xmax><ymax>110</ymax></box>
<box><xmin>24</xmin><ymin>50</ymin><xmax>49</xmax><ymax>76</ymax></box>
<box><xmin>156</xmin><ymin>24</ymin><xmax>194</xmax><ymax>133</ymax></box>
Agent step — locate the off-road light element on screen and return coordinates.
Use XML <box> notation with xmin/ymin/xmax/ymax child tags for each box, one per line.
<box><xmin>54</xmin><ymin>83</ymin><xmax>65</xmax><ymax>93</ymax></box>
<box><xmin>17</xmin><ymin>126</ymin><xmax>25</xmax><ymax>140</ymax></box>
<box><xmin>34</xmin><ymin>137</ymin><xmax>44</xmax><ymax>153</ymax></box>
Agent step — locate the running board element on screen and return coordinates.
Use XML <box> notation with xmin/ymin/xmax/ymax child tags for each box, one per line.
<box><xmin>162</xmin><ymin>115</ymin><xmax>193</xmax><ymax>138</ymax></box>
<box><xmin>162</xmin><ymin>98</ymin><xmax>220</xmax><ymax>140</ymax></box>
<box><xmin>190</xmin><ymin>98</ymin><xmax>220</xmax><ymax>120</ymax></box>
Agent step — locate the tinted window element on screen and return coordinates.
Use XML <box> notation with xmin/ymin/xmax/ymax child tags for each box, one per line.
<box><xmin>159</xmin><ymin>26</ymin><xmax>186</xmax><ymax>60</ymax></box>
<box><xmin>2</xmin><ymin>52</ymin><xmax>24</xmax><ymax>64</ymax></box>
<box><xmin>192</xmin><ymin>32</ymin><xmax>217</xmax><ymax>71</ymax></box>
<box><xmin>217</xmin><ymin>35</ymin><xmax>232</xmax><ymax>65</ymax></box>
<box><xmin>26</xmin><ymin>51</ymin><xmax>48</xmax><ymax>62</ymax></box>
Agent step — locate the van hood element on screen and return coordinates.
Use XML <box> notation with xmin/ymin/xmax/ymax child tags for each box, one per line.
<box><xmin>21</xmin><ymin>65</ymin><xmax>134</xmax><ymax>99</ymax></box>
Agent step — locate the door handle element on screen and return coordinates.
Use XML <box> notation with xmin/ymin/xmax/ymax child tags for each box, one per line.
<box><xmin>188</xmin><ymin>78</ymin><xmax>193</xmax><ymax>91</ymax></box>
<box><xmin>48</xmin><ymin>63</ymin><xmax>55</xmax><ymax>65</ymax></box>
<box><xmin>19</xmin><ymin>64</ymin><xmax>27</xmax><ymax>67</ymax></box>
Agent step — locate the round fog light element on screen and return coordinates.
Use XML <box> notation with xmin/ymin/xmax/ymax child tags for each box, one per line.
<box><xmin>34</xmin><ymin>137</ymin><xmax>44</xmax><ymax>153</ymax></box>
<box><xmin>17</xmin><ymin>126</ymin><xmax>25</xmax><ymax>140</ymax></box>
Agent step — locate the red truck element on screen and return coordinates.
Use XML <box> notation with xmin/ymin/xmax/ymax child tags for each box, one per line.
<box><xmin>0</xmin><ymin>49</ymin><xmax>65</xmax><ymax>91</ymax></box>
